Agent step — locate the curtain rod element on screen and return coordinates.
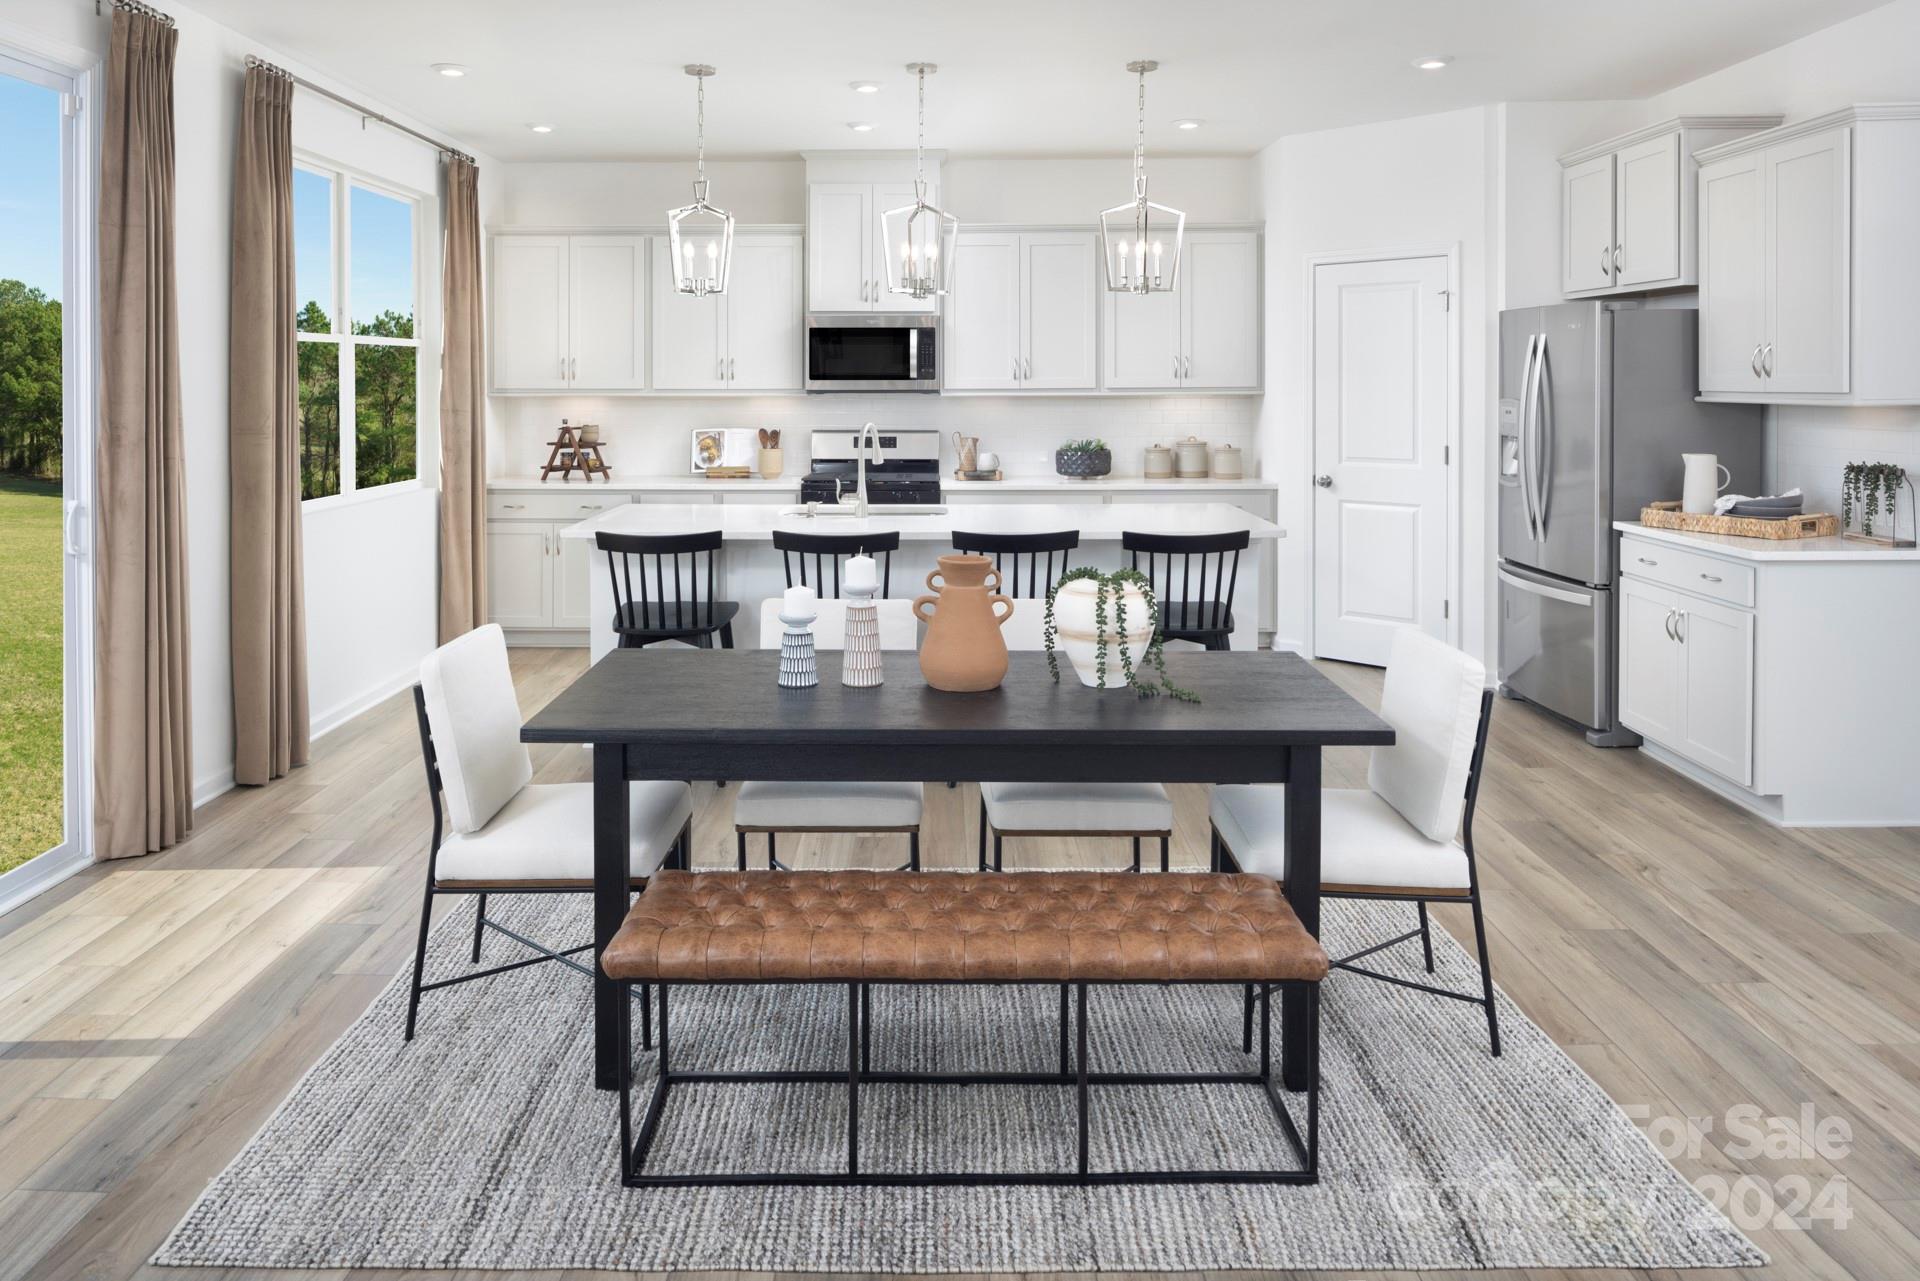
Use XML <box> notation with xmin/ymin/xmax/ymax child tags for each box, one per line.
<box><xmin>244</xmin><ymin>54</ymin><xmax>476</xmax><ymax>165</ymax></box>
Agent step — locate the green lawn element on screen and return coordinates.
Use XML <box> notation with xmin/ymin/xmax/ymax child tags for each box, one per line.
<box><xmin>0</xmin><ymin>476</ymin><xmax>64</xmax><ymax>873</ymax></box>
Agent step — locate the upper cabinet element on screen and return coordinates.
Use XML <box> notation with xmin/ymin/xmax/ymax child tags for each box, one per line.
<box><xmin>1559</xmin><ymin>116</ymin><xmax>1781</xmax><ymax>298</ymax></box>
<box><xmin>806</xmin><ymin>182</ymin><xmax>938</xmax><ymax>314</ymax></box>
<box><xmin>1698</xmin><ymin>106</ymin><xmax>1920</xmax><ymax>404</ymax></box>
<box><xmin>945</xmin><ymin>231</ymin><xmax>1097</xmax><ymax>391</ymax></box>
<box><xmin>651</xmin><ymin>233</ymin><xmax>804</xmax><ymax>392</ymax></box>
<box><xmin>492</xmin><ymin>234</ymin><xmax>647</xmax><ymax>392</ymax></box>
<box><xmin>1104</xmin><ymin>230</ymin><xmax>1261</xmax><ymax>392</ymax></box>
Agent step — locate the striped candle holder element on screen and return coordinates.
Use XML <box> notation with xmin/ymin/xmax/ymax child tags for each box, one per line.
<box><xmin>842</xmin><ymin>594</ymin><xmax>884</xmax><ymax>687</ymax></box>
<box><xmin>777</xmin><ymin>612</ymin><xmax>819</xmax><ymax>689</ymax></box>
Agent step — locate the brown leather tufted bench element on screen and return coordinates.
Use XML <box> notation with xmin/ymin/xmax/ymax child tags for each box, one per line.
<box><xmin>601</xmin><ymin>869</ymin><xmax>1327</xmax><ymax>1188</ymax></box>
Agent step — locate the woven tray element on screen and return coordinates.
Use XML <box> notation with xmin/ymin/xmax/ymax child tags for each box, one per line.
<box><xmin>1640</xmin><ymin>501</ymin><xmax>1838</xmax><ymax>540</ymax></box>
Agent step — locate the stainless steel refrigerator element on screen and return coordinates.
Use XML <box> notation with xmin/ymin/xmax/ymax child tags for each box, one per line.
<box><xmin>1497</xmin><ymin>302</ymin><xmax>1763</xmax><ymax>745</ymax></box>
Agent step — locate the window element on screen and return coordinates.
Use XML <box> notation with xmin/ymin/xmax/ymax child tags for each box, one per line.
<box><xmin>293</xmin><ymin>163</ymin><xmax>419</xmax><ymax>501</ymax></box>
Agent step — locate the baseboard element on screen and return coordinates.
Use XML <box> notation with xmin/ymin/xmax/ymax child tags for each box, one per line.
<box><xmin>194</xmin><ymin>766</ymin><xmax>235</xmax><ymax>810</ymax></box>
<box><xmin>309</xmin><ymin>664</ymin><xmax>420</xmax><ymax>741</ymax></box>
<box><xmin>0</xmin><ymin>843</ymin><xmax>90</xmax><ymax>921</ymax></box>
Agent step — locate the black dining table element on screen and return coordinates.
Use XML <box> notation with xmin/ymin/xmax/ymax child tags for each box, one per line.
<box><xmin>522</xmin><ymin>648</ymin><xmax>1394</xmax><ymax>1092</ymax></box>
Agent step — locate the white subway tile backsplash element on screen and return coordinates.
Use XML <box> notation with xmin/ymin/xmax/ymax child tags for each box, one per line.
<box><xmin>489</xmin><ymin>394</ymin><xmax>1261</xmax><ymax>481</ymax></box>
<box><xmin>1772</xmin><ymin>405</ymin><xmax>1920</xmax><ymax>543</ymax></box>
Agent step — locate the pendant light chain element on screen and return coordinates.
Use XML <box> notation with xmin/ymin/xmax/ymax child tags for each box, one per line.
<box><xmin>694</xmin><ymin>71</ymin><xmax>707</xmax><ymax>198</ymax></box>
<box><xmin>915</xmin><ymin>64</ymin><xmax>928</xmax><ymax>195</ymax></box>
<box><xmin>1133</xmin><ymin>66</ymin><xmax>1148</xmax><ymax>198</ymax></box>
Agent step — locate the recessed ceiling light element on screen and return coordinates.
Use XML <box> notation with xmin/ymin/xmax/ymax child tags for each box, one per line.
<box><xmin>1172</xmin><ymin>118</ymin><xmax>1203</xmax><ymax>130</ymax></box>
<box><xmin>528</xmin><ymin>124</ymin><xmax>553</xmax><ymax>134</ymax></box>
<box><xmin>849</xmin><ymin>81</ymin><xmax>880</xmax><ymax>94</ymax></box>
<box><xmin>1413</xmin><ymin>56</ymin><xmax>1451</xmax><ymax>71</ymax></box>
<box><xmin>432</xmin><ymin>62</ymin><xmax>468</xmax><ymax>78</ymax></box>
<box><xmin>847</xmin><ymin>121</ymin><xmax>875</xmax><ymax>132</ymax></box>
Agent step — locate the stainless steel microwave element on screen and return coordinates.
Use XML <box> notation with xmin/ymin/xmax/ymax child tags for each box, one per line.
<box><xmin>805</xmin><ymin>313</ymin><xmax>940</xmax><ymax>392</ymax></box>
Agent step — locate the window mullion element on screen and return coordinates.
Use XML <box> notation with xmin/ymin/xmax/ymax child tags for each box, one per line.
<box><xmin>336</xmin><ymin>169</ymin><xmax>355</xmax><ymax>494</ymax></box>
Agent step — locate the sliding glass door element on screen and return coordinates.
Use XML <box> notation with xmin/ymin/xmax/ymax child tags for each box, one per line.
<box><xmin>0</xmin><ymin>47</ymin><xmax>93</xmax><ymax>901</ymax></box>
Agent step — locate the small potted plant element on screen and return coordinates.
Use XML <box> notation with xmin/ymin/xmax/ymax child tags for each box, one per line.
<box><xmin>1042</xmin><ymin>567</ymin><xmax>1198</xmax><ymax>702</ymax></box>
<box><xmin>1054</xmin><ymin>438</ymin><xmax>1112</xmax><ymax>480</ymax></box>
<box><xmin>1842</xmin><ymin>461</ymin><xmax>1914</xmax><ymax>544</ymax></box>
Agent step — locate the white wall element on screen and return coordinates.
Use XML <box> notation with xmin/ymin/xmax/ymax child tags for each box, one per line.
<box><xmin>1254</xmin><ymin>106</ymin><xmax>1496</xmax><ymax>660</ymax></box>
<box><xmin>0</xmin><ymin>0</ymin><xmax>493</xmax><ymax>806</ymax></box>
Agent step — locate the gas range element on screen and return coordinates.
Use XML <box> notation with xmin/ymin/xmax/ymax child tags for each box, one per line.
<box><xmin>799</xmin><ymin>428</ymin><xmax>943</xmax><ymax>506</ymax></box>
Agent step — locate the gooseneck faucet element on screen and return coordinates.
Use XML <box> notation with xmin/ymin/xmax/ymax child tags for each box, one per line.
<box><xmin>854</xmin><ymin>422</ymin><xmax>881</xmax><ymax>517</ymax></box>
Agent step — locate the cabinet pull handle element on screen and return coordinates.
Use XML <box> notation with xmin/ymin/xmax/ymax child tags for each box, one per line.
<box><xmin>1013</xmin><ymin>355</ymin><xmax>1020</xmax><ymax>381</ymax></box>
<box><xmin>1173</xmin><ymin>355</ymin><xmax>1179</xmax><ymax>380</ymax></box>
<box><xmin>1676</xmin><ymin>611</ymin><xmax>1687</xmax><ymax>643</ymax></box>
<box><xmin>502</xmin><ymin>503</ymin><xmax>524</xmax><ymax>510</ymax></box>
<box><xmin>559</xmin><ymin>357</ymin><xmax>566</xmax><ymax>380</ymax></box>
<box><xmin>1751</xmin><ymin>344</ymin><xmax>1763</xmax><ymax>378</ymax></box>
<box><xmin>1024</xmin><ymin>356</ymin><xmax>1031</xmax><ymax>380</ymax></box>
<box><xmin>1663</xmin><ymin>608</ymin><xmax>1676</xmax><ymax>641</ymax></box>
<box><xmin>1637</xmin><ymin>556</ymin><xmax>1657</xmax><ymax>565</ymax></box>
<box><xmin>1762</xmin><ymin>343</ymin><xmax>1774</xmax><ymax>377</ymax></box>
<box><xmin>729</xmin><ymin>356</ymin><xmax>736</xmax><ymax>380</ymax></box>
<box><xmin>1700</xmin><ymin>573</ymin><xmax>1722</xmax><ymax>583</ymax></box>
<box><xmin>571</xmin><ymin>357</ymin><xmax>577</xmax><ymax>380</ymax></box>
<box><xmin>1613</xmin><ymin>244</ymin><xmax>1622</xmax><ymax>275</ymax></box>
<box><xmin>1601</xmin><ymin>245</ymin><xmax>1612</xmax><ymax>277</ymax></box>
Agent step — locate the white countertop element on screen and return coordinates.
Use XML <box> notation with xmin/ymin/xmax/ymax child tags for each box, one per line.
<box><xmin>562</xmin><ymin>501</ymin><xmax>1286</xmax><ymax>543</ymax></box>
<box><xmin>1615</xmin><ymin>521</ymin><xmax>1920</xmax><ymax>562</ymax></box>
<box><xmin>490</xmin><ymin>474</ymin><xmax>1276</xmax><ymax>493</ymax></box>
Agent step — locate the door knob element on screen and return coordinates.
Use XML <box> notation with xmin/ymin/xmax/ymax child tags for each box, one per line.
<box><xmin>1314</xmin><ymin>474</ymin><xmax>1333</xmax><ymax>488</ymax></box>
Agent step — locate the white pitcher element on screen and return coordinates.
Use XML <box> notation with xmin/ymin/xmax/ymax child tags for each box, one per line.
<box><xmin>1681</xmin><ymin>453</ymin><xmax>1731</xmax><ymax>515</ymax></box>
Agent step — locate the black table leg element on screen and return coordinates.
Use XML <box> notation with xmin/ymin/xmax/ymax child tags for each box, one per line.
<box><xmin>1281</xmin><ymin>745</ymin><xmax>1320</xmax><ymax>1092</ymax></box>
<box><xmin>594</xmin><ymin>743</ymin><xmax>630</xmax><ymax>1090</ymax></box>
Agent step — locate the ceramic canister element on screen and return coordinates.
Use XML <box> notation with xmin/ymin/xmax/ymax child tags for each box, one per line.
<box><xmin>1144</xmin><ymin>443</ymin><xmax>1174</xmax><ymax>479</ymax></box>
<box><xmin>1174</xmin><ymin>435</ymin><xmax>1210</xmax><ymax>478</ymax></box>
<box><xmin>912</xmin><ymin>554</ymin><xmax>1014</xmax><ymax>692</ymax></box>
<box><xmin>1210</xmin><ymin>443</ymin><xmax>1243</xmax><ymax>480</ymax></box>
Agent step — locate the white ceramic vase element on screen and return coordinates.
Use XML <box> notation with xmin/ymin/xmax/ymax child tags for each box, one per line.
<box><xmin>1052</xmin><ymin>578</ymin><xmax>1155</xmax><ymax>688</ymax></box>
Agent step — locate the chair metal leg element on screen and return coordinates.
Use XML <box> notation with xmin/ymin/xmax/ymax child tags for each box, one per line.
<box><xmin>1469</xmin><ymin>892</ymin><xmax>1502</xmax><ymax>1057</ymax></box>
<box><xmin>403</xmin><ymin>883</ymin><xmax>435</xmax><ymax>1041</ymax></box>
<box><xmin>1418</xmin><ymin>901</ymin><xmax>1435</xmax><ymax>973</ymax></box>
<box><xmin>861</xmin><ymin>982</ymin><xmax>872</xmax><ymax>1073</ymax></box>
<box><xmin>720</xmin><ymin>623</ymin><xmax>735</xmax><ymax>649</ymax></box>
<box><xmin>908</xmin><ymin>830</ymin><xmax>920</xmax><ymax>872</ymax></box>
<box><xmin>640</xmin><ymin>982</ymin><xmax>653</xmax><ymax>1052</ymax></box>
<box><xmin>768</xmin><ymin>831</ymin><xmax>777</xmax><ymax>870</ymax></box>
<box><xmin>1160</xmin><ymin>835</ymin><xmax>1170</xmax><ymax>873</ymax></box>
<box><xmin>1131</xmin><ymin>836</ymin><xmax>1141</xmax><ymax>873</ymax></box>
<box><xmin>1242</xmin><ymin>983</ymin><xmax>1255</xmax><ymax>1054</ymax></box>
<box><xmin>1210</xmin><ymin>826</ymin><xmax>1221</xmax><ymax>872</ymax></box>
<box><xmin>993</xmin><ymin>832</ymin><xmax>1003</xmax><ymax>872</ymax></box>
<box><xmin>977</xmin><ymin>798</ymin><xmax>988</xmax><ymax>872</ymax></box>
<box><xmin>736</xmin><ymin>830</ymin><xmax>747</xmax><ymax>871</ymax></box>
<box><xmin>470</xmin><ymin>893</ymin><xmax>487</xmax><ymax>962</ymax></box>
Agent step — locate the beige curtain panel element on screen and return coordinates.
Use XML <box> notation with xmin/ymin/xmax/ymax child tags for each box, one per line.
<box><xmin>228</xmin><ymin>64</ymin><xmax>309</xmax><ymax>786</ymax></box>
<box><xmin>96</xmin><ymin>6</ymin><xmax>192</xmax><ymax>858</ymax></box>
<box><xmin>438</xmin><ymin>156</ymin><xmax>487</xmax><ymax>642</ymax></box>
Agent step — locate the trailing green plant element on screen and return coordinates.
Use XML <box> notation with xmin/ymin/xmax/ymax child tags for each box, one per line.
<box><xmin>1042</xmin><ymin>566</ymin><xmax>1199</xmax><ymax>702</ymax></box>
<box><xmin>1058</xmin><ymin>438</ymin><xmax>1109</xmax><ymax>453</ymax></box>
<box><xmin>1842</xmin><ymin>461</ymin><xmax>1910</xmax><ymax>538</ymax></box>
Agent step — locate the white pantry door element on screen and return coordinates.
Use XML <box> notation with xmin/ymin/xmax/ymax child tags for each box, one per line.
<box><xmin>1311</xmin><ymin>255</ymin><xmax>1451</xmax><ymax>665</ymax></box>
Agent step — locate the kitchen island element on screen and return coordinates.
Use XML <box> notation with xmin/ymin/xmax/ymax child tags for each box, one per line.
<box><xmin>560</xmin><ymin>502</ymin><xmax>1284</xmax><ymax>661</ymax></box>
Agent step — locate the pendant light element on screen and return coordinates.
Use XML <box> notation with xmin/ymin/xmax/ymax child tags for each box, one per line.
<box><xmin>881</xmin><ymin>62</ymin><xmax>958</xmax><ymax>299</ymax></box>
<box><xmin>668</xmin><ymin>64</ymin><xmax>734</xmax><ymax>297</ymax></box>
<box><xmin>1100</xmin><ymin>60</ymin><xmax>1185</xmax><ymax>295</ymax></box>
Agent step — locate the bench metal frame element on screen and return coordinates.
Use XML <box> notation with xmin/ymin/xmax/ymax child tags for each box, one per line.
<box><xmin>614</xmin><ymin>977</ymin><xmax>1320</xmax><ymax>1187</ymax></box>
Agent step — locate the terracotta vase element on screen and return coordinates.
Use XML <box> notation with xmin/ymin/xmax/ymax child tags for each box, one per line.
<box><xmin>912</xmin><ymin>554</ymin><xmax>1014</xmax><ymax>692</ymax></box>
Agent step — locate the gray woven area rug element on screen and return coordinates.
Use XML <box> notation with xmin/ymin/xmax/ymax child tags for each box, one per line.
<box><xmin>156</xmin><ymin>893</ymin><xmax>1763</xmax><ymax>1272</ymax></box>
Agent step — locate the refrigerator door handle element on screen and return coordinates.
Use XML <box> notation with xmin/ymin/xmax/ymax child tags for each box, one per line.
<box><xmin>1533</xmin><ymin>333</ymin><xmax>1554</xmax><ymax>538</ymax></box>
<box><xmin>1498</xmin><ymin>566</ymin><xmax>1593</xmax><ymax>608</ymax></box>
<box><xmin>1518</xmin><ymin>333</ymin><xmax>1542</xmax><ymax>541</ymax></box>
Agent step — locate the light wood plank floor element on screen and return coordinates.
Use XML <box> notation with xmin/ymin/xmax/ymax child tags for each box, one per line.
<box><xmin>1</xmin><ymin>647</ymin><xmax>1915</xmax><ymax>1281</ymax></box>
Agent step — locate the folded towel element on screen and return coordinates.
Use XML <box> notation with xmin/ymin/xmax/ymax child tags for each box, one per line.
<box><xmin>1714</xmin><ymin>487</ymin><xmax>1801</xmax><ymax>516</ymax></box>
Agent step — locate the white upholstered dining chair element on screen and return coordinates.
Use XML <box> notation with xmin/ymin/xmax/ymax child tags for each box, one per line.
<box><xmin>1209</xmin><ymin>625</ymin><xmax>1501</xmax><ymax>1054</ymax></box>
<box><xmin>406</xmin><ymin>625</ymin><xmax>693</xmax><ymax>1041</ymax></box>
<box><xmin>977</xmin><ymin>604</ymin><xmax>1174</xmax><ymax>873</ymax></box>
<box><xmin>734</xmin><ymin>599</ymin><xmax>926</xmax><ymax>871</ymax></box>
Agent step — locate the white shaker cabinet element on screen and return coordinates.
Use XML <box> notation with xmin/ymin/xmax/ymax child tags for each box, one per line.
<box><xmin>486</xmin><ymin>491</ymin><xmax>629</xmax><ymax>634</ymax></box>
<box><xmin>1697</xmin><ymin>106</ymin><xmax>1920</xmax><ymax>405</ymax></box>
<box><xmin>945</xmin><ymin>231</ymin><xmax>1096</xmax><ymax>391</ymax></box>
<box><xmin>492</xmin><ymin>233</ymin><xmax>648</xmax><ymax>391</ymax></box>
<box><xmin>1618</xmin><ymin>565</ymin><xmax>1756</xmax><ymax>788</ymax></box>
<box><xmin>1558</xmin><ymin>116</ymin><xmax>1779</xmax><ymax>298</ymax></box>
<box><xmin>486</xmin><ymin>524</ymin><xmax>554</xmax><ymax>630</ymax></box>
<box><xmin>652</xmin><ymin>234</ymin><xmax>804</xmax><ymax>391</ymax></box>
<box><xmin>1104</xmin><ymin>230</ymin><xmax>1260</xmax><ymax>391</ymax></box>
<box><xmin>806</xmin><ymin>182</ymin><xmax>938</xmax><ymax>314</ymax></box>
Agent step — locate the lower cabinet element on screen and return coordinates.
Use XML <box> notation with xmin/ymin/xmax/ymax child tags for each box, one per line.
<box><xmin>487</xmin><ymin>490</ymin><xmax>628</xmax><ymax>633</ymax></box>
<box><xmin>487</xmin><ymin>524</ymin><xmax>554</xmax><ymax>630</ymax></box>
<box><xmin>1619</xmin><ymin>569</ymin><xmax>1755</xmax><ymax>786</ymax></box>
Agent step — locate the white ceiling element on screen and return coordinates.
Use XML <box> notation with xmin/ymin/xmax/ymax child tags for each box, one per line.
<box><xmin>189</xmin><ymin>0</ymin><xmax>1887</xmax><ymax>162</ymax></box>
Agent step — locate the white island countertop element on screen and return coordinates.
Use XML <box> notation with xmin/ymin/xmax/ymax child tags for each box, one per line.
<box><xmin>1615</xmin><ymin>521</ymin><xmax>1920</xmax><ymax>562</ymax></box>
<box><xmin>562</xmin><ymin>501</ymin><xmax>1285</xmax><ymax>543</ymax></box>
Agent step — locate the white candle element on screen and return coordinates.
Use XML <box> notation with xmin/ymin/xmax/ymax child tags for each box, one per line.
<box><xmin>782</xmin><ymin>584</ymin><xmax>817</xmax><ymax>617</ymax></box>
<box><xmin>845</xmin><ymin>555</ymin><xmax>878</xmax><ymax>595</ymax></box>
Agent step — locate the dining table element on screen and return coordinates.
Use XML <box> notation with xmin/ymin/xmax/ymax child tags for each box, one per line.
<box><xmin>521</xmin><ymin>648</ymin><xmax>1395</xmax><ymax>1093</ymax></box>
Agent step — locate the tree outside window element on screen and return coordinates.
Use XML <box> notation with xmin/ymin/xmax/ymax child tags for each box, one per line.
<box><xmin>294</xmin><ymin>163</ymin><xmax>418</xmax><ymax>501</ymax></box>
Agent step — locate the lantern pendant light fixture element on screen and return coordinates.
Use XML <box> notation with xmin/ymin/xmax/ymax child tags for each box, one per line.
<box><xmin>1100</xmin><ymin>60</ymin><xmax>1185</xmax><ymax>295</ymax></box>
<box><xmin>881</xmin><ymin>62</ymin><xmax>958</xmax><ymax>299</ymax></box>
<box><xmin>668</xmin><ymin>64</ymin><xmax>734</xmax><ymax>297</ymax></box>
